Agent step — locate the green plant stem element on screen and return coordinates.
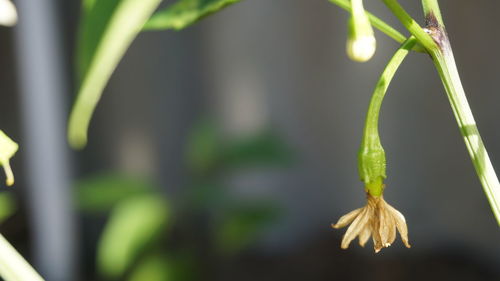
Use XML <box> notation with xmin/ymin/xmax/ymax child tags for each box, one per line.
<box><xmin>422</xmin><ymin>0</ymin><xmax>500</xmax><ymax>224</ymax></box>
<box><xmin>329</xmin><ymin>0</ymin><xmax>425</xmax><ymax>52</ymax></box>
<box><xmin>0</xmin><ymin>234</ymin><xmax>45</xmax><ymax>281</ymax></box>
<box><xmin>381</xmin><ymin>0</ymin><xmax>436</xmax><ymax>51</ymax></box>
<box><xmin>362</xmin><ymin>36</ymin><xmax>417</xmax><ymax>145</ymax></box>
<box><xmin>421</xmin><ymin>0</ymin><xmax>443</xmax><ymax>25</ymax></box>
<box><xmin>384</xmin><ymin>0</ymin><xmax>500</xmax><ymax>224</ymax></box>
<box><xmin>359</xmin><ymin>36</ymin><xmax>417</xmax><ymax>196</ymax></box>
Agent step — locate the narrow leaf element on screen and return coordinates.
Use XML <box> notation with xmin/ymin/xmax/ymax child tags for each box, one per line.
<box><xmin>68</xmin><ymin>0</ymin><xmax>162</xmax><ymax>149</ymax></box>
<box><xmin>143</xmin><ymin>0</ymin><xmax>240</xmax><ymax>31</ymax></box>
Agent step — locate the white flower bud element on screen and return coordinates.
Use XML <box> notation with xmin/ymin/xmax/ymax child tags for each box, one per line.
<box><xmin>345</xmin><ymin>0</ymin><xmax>376</xmax><ymax>62</ymax></box>
<box><xmin>347</xmin><ymin>34</ymin><xmax>376</xmax><ymax>62</ymax></box>
<box><xmin>0</xmin><ymin>0</ymin><xmax>17</xmax><ymax>27</ymax></box>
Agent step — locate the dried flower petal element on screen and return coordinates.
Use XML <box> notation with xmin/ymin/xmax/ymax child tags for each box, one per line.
<box><xmin>340</xmin><ymin>207</ymin><xmax>371</xmax><ymax>249</ymax></box>
<box><xmin>358</xmin><ymin>225</ymin><xmax>371</xmax><ymax>247</ymax></box>
<box><xmin>332</xmin><ymin>208</ymin><xmax>362</xmax><ymax>229</ymax></box>
<box><xmin>332</xmin><ymin>193</ymin><xmax>411</xmax><ymax>252</ymax></box>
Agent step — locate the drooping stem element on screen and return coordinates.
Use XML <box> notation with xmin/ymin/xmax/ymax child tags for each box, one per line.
<box><xmin>0</xmin><ymin>234</ymin><xmax>45</xmax><ymax>281</ymax></box>
<box><xmin>359</xmin><ymin>36</ymin><xmax>417</xmax><ymax>197</ymax></box>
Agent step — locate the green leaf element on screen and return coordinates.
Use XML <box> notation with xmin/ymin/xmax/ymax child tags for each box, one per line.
<box><xmin>97</xmin><ymin>195</ymin><xmax>169</xmax><ymax>278</ymax></box>
<box><xmin>214</xmin><ymin>202</ymin><xmax>280</xmax><ymax>254</ymax></box>
<box><xmin>185</xmin><ymin>120</ymin><xmax>220</xmax><ymax>175</ymax></box>
<box><xmin>82</xmin><ymin>0</ymin><xmax>97</xmax><ymax>13</ymax></box>
<box><xmin>221</xmin><ymin>132</ymin><xmax>293</xmax><ymax>169</ymax></box>
<box><xmin>0</xmin><ymin>193</ymin><xmax>16</xmax><ymax>223</ymax></box>
<box><xmin>75</xmin><ymin>174</ymin><xmax>155</xmax><ymax>213</ymax></box>
<box><xmin>143</xmin><ymin>0</ymin><xmax>241</xmax><ymax>31</ymax></box>
<box><xmin>128</xmin><ymin>255</ymin><xmax>172</xmax><ymax>281</ymax></box>
<box><xmin>68</xmin><ymin>0</ymin><xmax>162</xmax><ymax>149</ymax></box>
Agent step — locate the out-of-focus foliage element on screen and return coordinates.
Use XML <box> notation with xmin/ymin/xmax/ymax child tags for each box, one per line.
<box><xmin>185</xmin><ymin>120</ymin><xmax>220</xmax><ymax>175</ymax></box>
<box><xmin>97</xmin><ymin>195</ymin><xmax>169</xmax><ymax>278</ymax></box>
<box><xmin>143</xmin><ymin>0</ymin><xmax>241</xmax><ymax>31</ymax></box>
<box><xmin>0</xmin><ymin>193</ymin><xmax>16</xmax><ymax>223</ymax></box>
<box><xmin>214</xmin><ymin>202</ymin><xmax>280</xmax><ymax>254</ymax></box>
<box><xmin>186</xmin><ymin>120</ymin><xmax>293</xmax><ymax>176</ymax></box>
<box><xmin>77</xmin><ymin>119</ymin><xmax>293</xmax><ymax>280</ymax></box>
<box><xmin>221</xmin><ymin>132</ymin><xmax>294</xmax><ymax>169</ymax></box>
<box><xmin>128</xmin><ymin>254</ymin><xmax>173</xmax><ymax>281</ymax></box>
<box><xmin>75</xmin><ymin>174</ymin><xmax>154</xmax><ymax>213</ymax></box>
<box><xmin>68</xmin><ymin>0</ymin><xmax>162</xmax><ymax>149</ymax></box>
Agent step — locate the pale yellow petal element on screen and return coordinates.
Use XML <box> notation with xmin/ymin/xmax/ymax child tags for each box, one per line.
<box><xmin>387</xmin><ymin>204</ymin><xmax>411</xmax><ymax>248</ymax></box>
<box><xmin>332</xmin><ymin>207</ymin><xmax>363</xmax><ymax>229</ymax></box>
<box><xmin>378</xmin><ymin>207</ymin><xmax>392</xmax><ymax>247</ymax></box>
<box><xmin>358</xmin><ymin>224</ymin><xmax>371</xmax><ymax>247</ymax></box>
<box><xmin>373</xmin><ymin>234</ymin><xmax>383</xmax><ymax>253</ymax></box>
<box><xmin>386</xmin><ymin>213</ymin><xmax>397</xmax><ymax>246</ymax></box>
<box><xmin>341</xmin><ymin>207</ymin><xmax>370</xmax><ymax>249</ymax></box>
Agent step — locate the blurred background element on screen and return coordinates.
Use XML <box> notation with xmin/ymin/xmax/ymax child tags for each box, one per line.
<box><xmin>1</xmin><ymin>0</ymin><xmax>500</xmax><ymax>280</ymax></box>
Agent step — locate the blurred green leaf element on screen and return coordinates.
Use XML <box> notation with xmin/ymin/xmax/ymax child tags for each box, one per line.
<box><xmin>188</xmin><ymin>183</ymin><xmax>228</xmax><ymax>210</ymax></box>
<box><xmin>128</xmin><ymin>254</ymin><xmax>172</xmax><ymax>281</ymax></box>
<box><xmin>82</xmin><ymin>0</ymin><xmax>97</xmax><ymax>13</ymax></box>
<box><xmin>215</xmin><ymin>202</ymin><xmax>280</xmax><ymax>254</ymax></box>
<box><xmin>185</xmin><ymin>120</ymin><xmax>220</xmax><ymax>175</ymax></box>
<box><xmin>68</xmin><ymin>0</ymin><xmax>162</xmax><ymax>149</ymax></box>
<box><xmin>221</xmin><ymin>132</ymin><xmax>293</xmax><ymax>169</ymax></box>
<box><xmin>0</xmin><ymin>193</ymin><xmax>16</xmax><ymax>223</ymax></box>
<box><xmin>129</xmin><ymin>253</ymin><xmax>198</xmax><ymax>281</ymax></box>
<box><xmin>97</xmin><ymin>195</ymin><xmax>169</xmax><ymax>278</ymax></box>
<box><xmin>75</xmin><ymin>174</ymin><xmax>155</xmax><ymax>213</ymax></box>
<box><xmin>143</xmin><ymin>0</ymin><xmax>241</xmax><ymax>31</ymax></box>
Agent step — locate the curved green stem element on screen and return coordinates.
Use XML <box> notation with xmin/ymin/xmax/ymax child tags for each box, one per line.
<box><xmin>359</xmin><ymin>36</ymin><xmax>417</xmax><ymax>196</ymax></box>
<box><xmin>329</xmin><ymin>0</ymin><xmax>425</xmax><ymax>52</ymax></box>
<box><xmin>0</xmin><ymin>234</ymin><xmax>45</xmax><ymax>281</ymax></box>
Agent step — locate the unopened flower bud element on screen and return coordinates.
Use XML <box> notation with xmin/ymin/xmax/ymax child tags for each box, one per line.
<box><xmin>346</xmin><ymin>0</ymin><xmax>376</xmax><ymax>62</ymax></box>
<box><xmin>347</xmin><ymin>33</ymin><xmax>376</xmax><ymax>62</ymax></box>
<box><xmin>0</xmin><ymin>0</ymin><xmax>17</xmax><ymax>27</ymax></box>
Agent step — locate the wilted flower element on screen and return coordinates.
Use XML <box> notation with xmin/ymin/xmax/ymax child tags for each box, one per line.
<box><xmin>332</xmin><ymin>192</ymin><xmax>410</xmax><ymax>253</ymax></box>
<box><xmin>0</xmin><ymin>0</ymin><xmax>17</xmax><ymax>27</ymax></box>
